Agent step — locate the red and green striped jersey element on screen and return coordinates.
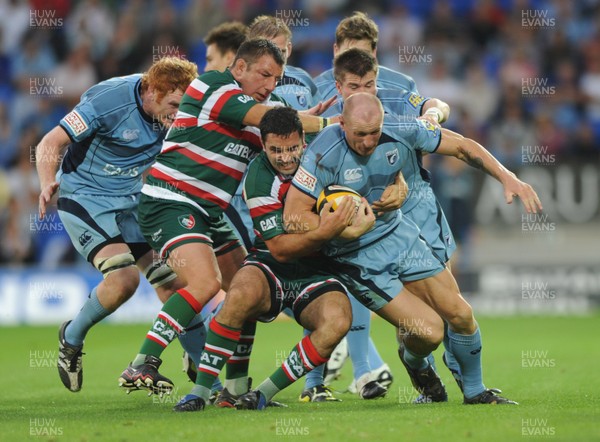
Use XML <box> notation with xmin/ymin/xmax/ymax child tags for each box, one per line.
<box><xmin>243</xmin><ymin>152</ymin><xmax>293</xmax><ymax>251</ymax></box>
<box><xmin>143</xmin><ymin>69</ymin><xmax>286</xmax><ymax>218</ymax></box>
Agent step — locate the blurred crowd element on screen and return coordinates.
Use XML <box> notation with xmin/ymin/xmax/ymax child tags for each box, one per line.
<box><xmin>0</xmin><ymin>0</ymin><xmax>598</xmax><ymax>267</ymax></box>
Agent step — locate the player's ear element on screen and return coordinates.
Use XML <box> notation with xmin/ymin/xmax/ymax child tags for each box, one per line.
<box><xmin>232</xmin><ymin>58</ymin><xmax>246</xmax><ymax>75</ymax></box>
<box><xmin>146</xmin><ymin>85</ymin><xmax>157</xmax><ymax>103</ymax></box>
<box><xmin>224</xmin><ymin>51</ymin><xmax>236</xmax><ymax>70</ymax></box>
<box><xmin>286</xmin><ymin>41</ymin><xmax>293</xmax><ymax>59</ymax></box>
<box><xmin>335</xmin><ymin>80</ymin><xmax>342</xmax><ymax>94</ymax></box>
<box><xmin>333</xmin><ymin>43</ymin><xmax>339</xmax><ymax>57</ymax></box>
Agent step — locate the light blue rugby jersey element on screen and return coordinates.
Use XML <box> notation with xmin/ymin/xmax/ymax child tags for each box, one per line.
<box><xmin>292</xmin><ymin>115</ymin><xmax>441</xmax><ymax>256</ymax></box>
<box><xmin>321</xmin><ymin>88</ymin><xmax>427</xmax><ymax>118</ymax></box>
<box><xmin>320</xmin><ymin>88</ymin><xmax>431</xmax><ymax>214</ymax></box>
<box><xmin>275</xmin><ymin>65</ymin><xmax>322</xmax><ymax>110</ymax></box>
<box><xmin>57</xmin><ymin>74</ymin><xmax>167</xmax><ymax>195</ymax></box>
<box><xmin>314</xmin><ymin>65</ymin><xmax>418</xmax><ymax>102</ymax></box>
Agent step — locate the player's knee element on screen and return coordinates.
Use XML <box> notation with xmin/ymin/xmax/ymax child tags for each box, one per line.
<box><xmin>225</xmin><ymin>286</ymin><xmax>262</xmax><ymax>317</ymax></box>
<box><xmin>328</xmin><ymin>307</ymin><xmax>351</xmax><ymax>339</ymax></box>
<box><xmin>105</xmin><ymin>266</ymin><xmax>140</xmax><ymax>304</ymax></box>
<box><xmin>426</xmin><ymin>321</ymin><xmax>445</xmax><ymax>346</ymax></box>
<box><xmin>315</xmin><ymin>296</ymin><xmax>351</xmax><ymax>343</ymax></box>
<box><xmin>446</xmin><ymin>302</ymin><xmax>475</xmax><ymax>333</ymax></box>
<box><xmin>189</xmin><ymin>278</ymin><xmax>222</xmax><ymax>302</ymax></box>
<box><xmin>226</xmin><ymin>286</ymin><xmax>251</xmax><ymax>310</ymax></box>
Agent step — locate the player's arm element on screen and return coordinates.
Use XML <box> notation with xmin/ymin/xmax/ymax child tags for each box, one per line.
<box><xmin>337</xmin><ymin>198</ymin><xmax>376</xmax><ymax>239</ymax></box>
<box><xmin>371</xmin><ymin>172</ymin><xmax>408</xmax><ymax>216</ymax></box>
<box><xmin>283</xmin><ymin>186</ymin><xmax>322</xmax><ymax>233</ymax></box>
<box><xmin>265</xmin><ymin>198</ymin><xmax>355</xmax><ymax>263</ymax></box>
<box><xmin>420</xmin><ymin>98</ymin><xmax>450</xmax><ymax>124</ymax></box>
<box><xmin>284</xmin><ymin>186</ymin><xmax>373</xmax><ymax>239</ymax></box>
<box><xmin>299</xmin><ymin>95</ymin><xmax>337</xmax><ymax>117</ymax></box>
<box><xmin>36</xmin><ymin>126</ymin><xmax>71</xmax><ymax>219</ymax></box>
<box><xmin>436</xmin><ymin>128</ymin><xmax>543</xmax><ymax>213</ymax></box>
<box><xmin>243</xmin><ymin>103</ymin><xmax>337</xmax><ymax>133</ymax></box>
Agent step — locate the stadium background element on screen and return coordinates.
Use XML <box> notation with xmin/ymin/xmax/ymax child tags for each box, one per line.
<box><xmin>0</xmin><ymin>0</ymin><xmax>598</xmax><ymax>325</ymax></box>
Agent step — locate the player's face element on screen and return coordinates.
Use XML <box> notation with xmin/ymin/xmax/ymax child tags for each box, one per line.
<box><xmin>205</xmin><ymin>44</ymin><xmax>234</xmax><ymax>72</ymax></box>
<box><xmin>342</xmin><ymin>114</ymin><xmax>383</xmax><ymax>156</ymax></box>
<box><xmin>270</xmin><ymin>34</ymin><xmax>292</xmax><ymax>64</ymax></box>
<box><xmin>334</xmin><ymin>39</ymin><xmax>375</xmax><ymax>57</ymax></box>
<box><xmin>336</xmin><ymin>71</ymin><xmax>377</xmax><ymax>100</ymax></box>
<box><xmin>148</xmin><ymin>88</ymin><xmax>185</xmax><ymax>127</ymax></box>
<box><xmin>263</xmin><ymin>131</ymin><xmax>305</xmax><ymax>175</ymax></box>
<box><xmin>237</xmin><ymin>55</ymin><xmax>283</xmax><ymax>102</ymax></box>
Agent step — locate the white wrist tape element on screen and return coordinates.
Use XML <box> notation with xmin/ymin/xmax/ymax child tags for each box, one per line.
<box><xmin>424</xmin><ymin>107</ymin><xmax>444</xmax><ymax>122</ymax></box>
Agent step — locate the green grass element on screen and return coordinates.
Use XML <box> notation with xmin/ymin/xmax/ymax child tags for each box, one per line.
<box><xmin>2</xmin><ymin>315</ymin><xmax>599</xmax><ymax>441</ymax></box>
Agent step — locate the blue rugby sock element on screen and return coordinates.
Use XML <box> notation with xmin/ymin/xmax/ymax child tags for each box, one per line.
<box><xmin>447</xmin><ymin>327</ymin><xmax>485</xmax><ymax>398</ymax></box>
<box><xmin>427</xmin><ymin>353</ymin><xmax>437</xmax><ymax>371</ymax></box>
<box><xmin>348</xmin><ymin>297</ymin><xmax>372</xmax><ymax>380</ymax></box>
<box><xmin>402</xmin><ymin>344</ymin><xmax>429</xmax><ymax>371</ymax></box>
<box><xmin>304</xmin><ymin>364</ymin><xmax>325</xmax><ymax>389</ymax></box>
<box><xmin>442</xmin><ymin>322</ymin><xmax>462</xmax><ymax>382</ymax></box>
<box><xmin>367</xmin><ymin>337</ymin><xmax>384</xmax><ymax>370</ymax></box>
<box><xmin>178</xmin><ymin>314</ymin><xmax>223</xmax><ymax>392</ymax></box>
<box><xmin>178</xmin><ymin>314</ymin><xmax>206</xmax><ymax>368</ymax></box>
<box><xmin>65</xmin><ymin>287</ymin><xmax>110</xmax><ymax>346</ymax></box>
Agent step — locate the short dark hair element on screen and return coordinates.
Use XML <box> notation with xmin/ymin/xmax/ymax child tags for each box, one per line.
<box><xmin>333</xmin><ymin>48</ymin><xmax>378</xmax><ymax>83</ymax></box>
<box><xmin>233</xmin><ymin>38</ymin><xmax>285</xmax><ymax>68</ymax></box>
<box><xmin>203</xmin><ymin>22</ymin><xmax>248</xmax><ymax>56</ymax></box>
<box><xmin>259</xmin><ymin>106</ymin><xmax>303</xmax><ymax>143</ymax></box>
<box><xmin>335</xmin><ymin>12</ymin><xmax>378</xmax><ymax>50</ymax></box>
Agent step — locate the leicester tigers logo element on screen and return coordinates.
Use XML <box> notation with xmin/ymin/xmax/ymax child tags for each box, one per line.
<box><xmin>178</xmin><ymin>214</ymin><xmax>196</xmax><ymax>229</ymax></box>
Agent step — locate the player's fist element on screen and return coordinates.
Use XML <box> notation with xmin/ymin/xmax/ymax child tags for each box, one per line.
<box><xmin>39</xmin><ymin>181</ymin><xmax>59</xmax><ymax>219</ymax></box>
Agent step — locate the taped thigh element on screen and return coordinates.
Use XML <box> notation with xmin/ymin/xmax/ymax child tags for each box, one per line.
<box><xmin>144</xmin><ymin>261</ymin><xmax>178</xmax><ymax>288</ymax></box>
<box><xmin>94</xmin><ymin>252</ymin><xmax>136</xmax><ymax>278</ymax></box>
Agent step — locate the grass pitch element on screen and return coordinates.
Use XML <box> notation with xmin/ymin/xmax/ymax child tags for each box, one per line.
<box><xmin>2</xmin><ymin>315</ymin><xmax>599</xmax><ymax>441</ymax></box>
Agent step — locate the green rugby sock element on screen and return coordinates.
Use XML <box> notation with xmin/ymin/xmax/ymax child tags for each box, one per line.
<box><xmin>259</xmin><ymin>335</ymin><xmax>327</xmax><ymax>402</ymax></box>
<box><xmin>137</xmin><ymin>289</ymin><xmax>202</xmax><ymax>363</ymax></box>
<box><xmin>194</xmin><ymin>317</ymin><xmax>241</xmax><ymax>400</ymax></box>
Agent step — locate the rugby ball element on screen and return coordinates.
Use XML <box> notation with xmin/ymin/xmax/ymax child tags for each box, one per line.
<box><xmin>316</xmin><ymin>185</ymin><xmax>362</xmax><ymax>215</ymax></box>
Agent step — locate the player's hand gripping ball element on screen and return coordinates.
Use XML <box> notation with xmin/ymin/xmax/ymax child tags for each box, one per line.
<box><xmin>316</xmin><ymin>185</ymin><xmax>362</xmax><ymax>215</ymax></box>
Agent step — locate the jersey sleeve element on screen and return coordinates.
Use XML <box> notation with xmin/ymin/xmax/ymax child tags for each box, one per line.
<box><xmin>291</xmin><ymin>143</ymin><xmax>335</xmax><ymax>200</ymax></box>
<box><xmin>405</xmin><ymin>92</ymin><xmax>428</xmax><ymax>116</ymax></box>
<box><xmin>59</xmin><ymin>98</ymin><xmax>101</xmax><ymax>142</ymax></box>
<box><xmin>378</xmin><ymin>89</ymin><xmax>427</xmax><ymax>119</ymax></box>
<box><xmin>404</xmin><ymin>119</ymin><xmax>442</xmax><ymax>153</ymax></box>
<box><xmin>408</xmin><ymin>79</ymin><xmax>419</xmax><ymax>94</ymax></box>
<box><xmin>243</xmin><ymin>163</ymin><xmax>286</xmax><ymax>241</ymax></box>
<box><xmin>202</xmin><ymin>85</ymin><xmax>259</xmax><ymax>129</ymax></box>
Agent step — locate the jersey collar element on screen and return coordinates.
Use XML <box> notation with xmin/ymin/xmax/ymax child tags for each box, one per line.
<box><xmin>136</xmin><ymin>79</ymin><xmax>155</xmax><ymax>124</ymax></box>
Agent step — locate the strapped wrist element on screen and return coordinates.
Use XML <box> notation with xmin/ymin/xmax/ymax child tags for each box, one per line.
<box><xmin>424</xmin><ymin>107</ymin><xmax>444</xmax><ymax>122</ymax></box>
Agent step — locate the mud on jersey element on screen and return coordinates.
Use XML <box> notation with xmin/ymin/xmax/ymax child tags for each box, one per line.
<box><xmin>143</xmin><ymin>69</ymin><xmax>286</xmax><ymax>219</ymax></box>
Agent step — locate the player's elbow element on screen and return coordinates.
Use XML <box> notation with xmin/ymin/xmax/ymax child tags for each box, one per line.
<box><xmin>271</xmin><ymin>250</ymin><xmax>293</xmax><ymax>263</ymax></box>
<box><xmin>453</xmin><ymin>134</ymin><xmax>471</xmax><ymax>161</ymax></box>
<box><xmin>267</xmin><ymin>238</ymin><xmax>294</xmax><ymax>263</ymax></box>
<box><xmin>283</xmin><ymin>220</ymin><xmax>296</xmax><ymax>233</ymax></box>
